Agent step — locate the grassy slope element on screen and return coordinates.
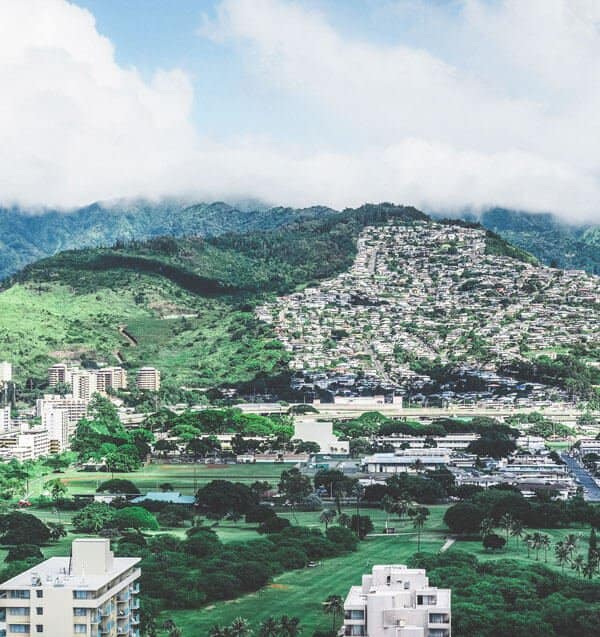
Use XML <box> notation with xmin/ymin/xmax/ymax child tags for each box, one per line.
<box><xmin>0</xmin><ymin>204</ymin><xmax>429</xmax><ymax>386</ymax></box>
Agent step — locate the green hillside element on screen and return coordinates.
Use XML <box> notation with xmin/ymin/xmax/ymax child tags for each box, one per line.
<box><xmin>1</xmin><ymin>203</ymin><xmax>429</xmax><ymax>387</ymax></box>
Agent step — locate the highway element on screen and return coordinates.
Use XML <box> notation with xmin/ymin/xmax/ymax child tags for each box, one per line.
<box><xmin>561</xmin><ymin>452</ymin><xmax>600</xmax><ymax>502</ymax></box>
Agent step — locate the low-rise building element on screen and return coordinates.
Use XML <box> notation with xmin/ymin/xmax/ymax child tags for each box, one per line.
<box><xmin>362</xmin><ymin>449</ymin><xmax>451</xmax><ymax>474</ymax></box>
<box><xmin>0</xmin><ymin>538</ymin><xmax>141</xmax><ymax>637</ymax></box>
<box><xmin>343</xmin><ymin>564</ymin><xmax>451</xmax><ymax>637</ymax></box>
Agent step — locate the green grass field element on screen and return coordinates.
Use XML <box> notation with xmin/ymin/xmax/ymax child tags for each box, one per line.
<box><xmin>34</xmin><ymin>463</ymin><xmax>288</xmax><ymax>498</ymax></box>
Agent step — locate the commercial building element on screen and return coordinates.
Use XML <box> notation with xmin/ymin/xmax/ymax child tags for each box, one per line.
<box><xmin>343</xmin><ymin>564</ymin><xmax>451</xmax><ymax>637</ymax></box>
<box><xmin>0</xmin><ymin>538</ymin><xmax>141</xmax><ymax>637</ymax></box>
<box><xmin>362</xmin><ymin>449</ymin><xmax>451</xmax><ymax>474</ymax></box>
<box><xmin>135</xmin><ymin>367</ymin><xmax>160</xmax><ymax>392</ymax></box>
<box><xmin>293</xmin><ymin>420</ymin><xmax>350</xmax><ymax>454</ymax></box>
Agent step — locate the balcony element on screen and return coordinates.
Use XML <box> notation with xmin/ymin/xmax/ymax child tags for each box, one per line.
<box><xmin>428</xmin><ymin>630</ymin><xmax>449</xmax><ymax>637</ymax></box>
<box><xmin>132</xmin><ymin>583</ymin><xmax>140</xmax><ymax>594</ymax></box>
<box><xmin>117</xmin><ymin>592</ymin><xmax>130</xmax><ymax>603</ymax></box>
<box><xmin>131</xmin><ymin>600</ymin><xmax>140</xmax><ymax>610</ymax></box>
<box><xmin>429</xmin><ymin>614</ymin><xmax>450</xmax><ymax>625</ymax></box>
<box><xmin>131</xmin><ymin>614</ymin><xmax>140</xmax><ymax>625</ymax></box>
<box><xmin>117</xmin><ymin>622</ymin><xmax>130</xmax><ymax>634</ymax></box>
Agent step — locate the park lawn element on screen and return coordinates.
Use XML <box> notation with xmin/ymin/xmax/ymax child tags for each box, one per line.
<box><xmin>449</xmin><ymin>523</ymin><xmax>597</xmax><ymax>572</ymax></box>
<box><xmin>158</xmin><ymin>529</ymin><xmax>446</xmax><ymax>637</ymax></box>
<box><xmin>36</xmin><ymin>463</ymin><xmax>287</xmax><ymax>497</ymax></box>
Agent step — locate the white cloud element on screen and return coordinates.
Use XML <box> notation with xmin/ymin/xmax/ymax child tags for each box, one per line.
<box><xmin>2</xmin><ymin>0</ymin><xmax>600</xmax><ymax>221</ymax></box>
<box><xmin>0</xmin><ymin>0</ymin><xmax>197</xmax><ymax>208</ymax></box>
<box><xmin>199</xmin><ymin>0</ymin><xmax>600</xmax><ymax>221</ymax></box>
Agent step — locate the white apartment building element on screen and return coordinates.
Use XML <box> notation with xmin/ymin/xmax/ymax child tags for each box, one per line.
<box><xmin>48</xmin><ymin>364</ymin><xmax>69</xmax><ymax>387</ymax></box>
<box><xmin>343</xmin><ymin>565</ymin><xmax>451</xmax><ymax>637</ymax></box>
<box><xmin>0</xmin><ymin>538</ymin><xmax>141</xmax><ymax>637</ymax></box>
<box><xmin>0</xmin><ymin>407</ymin><xmax>10</xmax><ymax>433</ymax></box>
<box><xmin>71</xmin><ymin>371</ymin><xmax>98</xmax><ymax>402</ymax></box>
<box><xmin>96</xmin><ymin>367</ymin><xmax>128</xmax><ymax>393</ymax></box>
<box><xmin>37</xmin><ymin>396</ymin><xmax>88</xmax><ymax>435</ymax></box>
<box><xmin>293</xmin><ymin>420</ymin><xmax>350</xmax><ymax>454</ymax></box>
<box><xmin>0</xmin><ymin>363</ymin><xmax>12</xmax><ymax>384</ymax></box>
<box><xmin>46</xmin><ymin>409</ymin><xmax>70</xmax><ymax>453</ymax></box>
<box><xmin>135</xmin><ymin>367</ymin><xmax>160</xmax><ymax>392</ymax></box>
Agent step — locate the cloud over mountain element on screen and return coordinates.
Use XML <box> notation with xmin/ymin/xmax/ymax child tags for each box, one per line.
<box><xmin>2</xmin><ymin>0</ymin><xmax>600</xmax><ymax>221</ymax></box>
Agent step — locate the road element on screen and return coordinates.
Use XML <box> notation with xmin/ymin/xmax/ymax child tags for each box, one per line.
<box><xmin>561</xmin><ymin>452</ymin><xmax>600</xmax><ymax>502</ymax></box>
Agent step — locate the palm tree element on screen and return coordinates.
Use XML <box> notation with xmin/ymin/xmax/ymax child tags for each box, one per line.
<box><xmin>498</xmin><ymin>513</ymin><xmax>514</xmax><ymax>544</ymax></box>
<box><xmin>571</xmin><ymin>554</ymin><xmax>585</xmax><ymax>578</ymax></box>
<box><xmin>411</xmin><ymin>507</ymin><xmax>430</xmax><ymax>552</ymax></box>
<box><xmin>531</xmin><ymin>532</ymin><xmax>543</xmax><ymax>561</ymax></box>
<box><xmin>258</xmin><ymin>617</ymin><xmax>280</xmax><ymax>637</ymax></box>
<box><xmin>582</xmin><ymin>559</ymin><xmax>597</xmax><ymax>580</ymax></box>
<box><xmin>279</xmin><ymin>615</ymin><xmax>301</xmax><ymax>637</ymax></box>
<box><xmin>352</xmin><ymin>483</ymin><xmax>364</xmax><ymax>535</ymax></box>
<box><xmin>323</xmin><ymin>595</ymin><xmax>344</xmax><ymax>632</ymax></box>
<box><xmin>564</xmin><ymin>533</ymin><xmax>579</xmax><ymax>559</ymax></box>
<box><xmin>555</xmin><ymin>541</ymin><xmax>570</xmax><ymax>573</ymax></box>
<box><xmin>540</xmin><ymin>534</ymin><xmax>551</xmax><ymax>563</ymax></box>
<box><xmin>479</xmin><ymin>517</ymin><xmax>494</xmax><ymax>538</ymax></box>
<box><xmin>319</xmin><ymin>509</ymin><xmax>336</xmax><ymax>531</ymax></box>
<box><xmin>230</xmin><ymin>617</ymin><xmax>252</xmax><ymax>637</ymax></box>
<box><xmin>338</xmin><ymin>513</ymin><xmax>351</xmax><ymax>528</ymax></box>
<box><xmin>523</xmin><ymin>533</ymin><xmax>533</xmax><ymax>559</ymax></box>
<box><xmin>381</xmin><ymin>495</ymin><xmax>395</xmax><ymax>528</ymax></box>
<box><xmin>510</xmin><ymin>519</ymin><xmax>524</xmax><ymax>546</ymax></box>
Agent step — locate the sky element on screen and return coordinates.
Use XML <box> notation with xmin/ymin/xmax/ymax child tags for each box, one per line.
<box><xmin>2</xmin><ymin>0</ymin><xmax>600</xmax><ymax>221</ymax></box>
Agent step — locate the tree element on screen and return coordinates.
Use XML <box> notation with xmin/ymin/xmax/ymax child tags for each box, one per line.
<box><xmin>555</xmin><ymin>541</ymin><xmax>570</xmax><ymax>573</ymax></box>
<box><xmin>196</xmin><ymin>481</ymin><xmax>258</xmax><ymax>519</ymax></box>
<box><xmin>279</xmin><ymin>615</ymin><xmax>301</xmax><ymax>637</ymax></box>
<box><xmin>113</xmin><ymin>507</ymin><xmax>159</xmax><ymax>531</ymax></box>
<box><xmin>72</xmin><ymin>503</ymin><xmax>116</xmax><ymax>533</ymax></box>
<box><xmin>279</xmin><ymin>469</ymin><xmax>312</xmax><ymax>519</ymax></box>
<box><xmin>319</xmin><ymin>509</ymin><xmax>336</xmax><ymax>531</ymax></box>
<box><xmin>0</xmin><ymin>512</ymin><xmax>50</xmax><ymax>545</ymax></box>
<box><xmin>480</xmin><ymin>517</ymin><xmax>495</xmax><ymax>538</ymax></box>
<box><xmin>258</xmin><ymin>617</ymin><xmax>280</xmax><ymax>637</ymax></box>
<box><xmin>230</xmin><ymin>617</ymin><xmax>252</xmax><ymax>637</ymax></box>
<box><xmin>43</xmin><ymin>454</ymin><xmax>72</xmax><ymax>473</ymax></box>
<box><xmin>443</xmin><ymin>503</ymin><xmax>485</xmax><ymax>534</ymax></box>
<box><xmin>410</xmin><ymin>507</ymin><xmax>429</xmax><ymax>551</ymax></box>
<box><xmin>571</xmin><ymin>554</ymin><xmax>585</xmax><ymax>577</ymax></box>
<box><xmin>498</xmin><ymin>513</ymin><xmax>515</xmax><ymax>543</ymax></box>
<box><xmin>96</xmin><ymin>479</ymin><xmax>140</xmax><ymax>494</ymax></box>
<box><xmin>349</xmin><ymin>514</ymin><xmax>373</xmax><ymax>540</ymax></box>
<box><xmin>44</xmin><ymin>478</ymin><xmax>67</xmax><ymax>504</ymax></box>
<box><xmin>154</xmin><ymin>439</ymin><xmax>178</xmax><ymax>457</ymax></box>
<box><xmin>47</xmin><ymin>522</ymin><xmax>67</xmax><ymax>542</ymax></box>
<box><xmin>323</xmin><ymin>595</ymin><xmax>344</xmax><ymax>632</ymax></box>
<box><xmin>483</xmin><ymin>533</ymin><xmax>506</xmax><ymax>551</ymax></box>
<box><xmin>5</xmin><ymin>544</ymin><xmax>43</xmax><ymax>562</ymax></box>
<box><xmin>105</xmin><ymin>446</ymin><xmax>141</xmax><ymax>473</ymax></box>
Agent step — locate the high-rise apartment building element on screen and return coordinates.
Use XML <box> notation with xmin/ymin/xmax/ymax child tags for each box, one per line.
<box><xmin>37</xmin><ymin>396</ymin><xmax>88</xmax><ymax>435</ymax></box>
<box><xmin>135</xmin><ymin>367</ymin><xmax>160</xmax><ymax>392</ymax></box>
<box><xmin>0</xmin><ymin>538</ymin><xmax>141</xmax><ymax>637</ymax></box>
<box><xmin>96</xmin><ymin>367</ymin><xmax>128</xmax><ymax>393</ymax></box>
<box><xmin>343</xmin><ymin>565</ymin><xmax>451</xmax><ymax>637</ymax></box>
<box><xmin>71</xmin><ymin>371</ymin><xmax>98</xmax><ymax>402</ymax></box>
<box><xmin>48</xmin><ymin>364</ymin><xmax>70</xmax><ymax>387</ymax></box>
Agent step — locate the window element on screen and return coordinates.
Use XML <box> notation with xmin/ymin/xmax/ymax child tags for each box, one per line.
<box><xmin>344</xmin><ymin>610</ymin><xmax>364</xmax><ymax>620</ymax></box>
<box><xmin>8</xmin><ymin>626</ymin><xmax>30</xmax><ymax>634</ymax></box>
<box><xmin>9</xmin><ymin>591</ymin><xmax>30</xmax><ymax>599</ymax></box>
<box><xmin>35</xmin><ymin>591</ymin><xmax>43</xmax><ymax>599</ymax></box>
<box><xmin>8</xmin><ymin>608</ymin><xmax>30</xmax><ymax>616</ymax></box>
<box><xmin>73</xmin><ymin>608</ymin><xmax>87</xmax><ymax>616</ymax></box>
<box><xmin>403</xmin><ymin>582</ymin><xmax>410</xmax><ymax>590</ymax></box>
<box><xmin>73</xmin><ymin>591</ymin><xmax>93</xmax><ymax>600</ymax></box>
<box><xmin>74</xmin><ymin>625</ymin><xmax>87</xmax><ymax>634</ymax></box>
<box><xmin>36</xmin><ymin>608</ymin><xmax>43</xmax><ymax>616</ymax></box>
<box><xmin>35</xmin><ymin>626</ymin><xmax>43</xmax><ymax>633</ymax></box>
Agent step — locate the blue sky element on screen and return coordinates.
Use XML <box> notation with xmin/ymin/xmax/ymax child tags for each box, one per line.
<box><xmin>74</xmin><ymin>0</ymin><xmax>468</xmax><ymax>146</ymax></box>
<box><xmin>2</xmin><ymin>1</ymin><xmax>600</xmax><ymax>219</ymax></box>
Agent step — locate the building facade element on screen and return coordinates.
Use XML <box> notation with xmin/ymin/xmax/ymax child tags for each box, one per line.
<box><xmin>343</xmin><ymin>564</ymin><xmax>451</xmax><ymax>637</ymax></box>
<box><xmin>135</xmin><ymin>367</ymin><xmax>160</xmax><ymax>392</ymax></box>
<box><xmin>0</xmin><ymin>539</ymin><xmax>140</xmax><ymax>637</ymax></box>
